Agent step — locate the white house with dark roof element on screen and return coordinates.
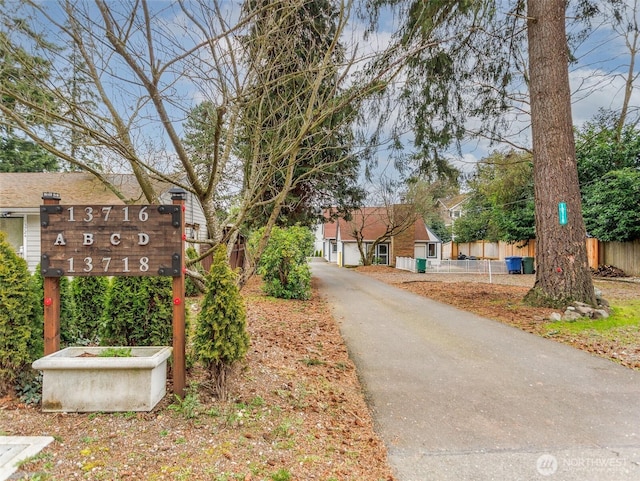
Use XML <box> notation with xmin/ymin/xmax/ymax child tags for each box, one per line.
<box><xmin>0</xmin><ymin>172</ymin><xmax>207</xmax><ymax>272</ymax></box>
<box><xmin>317</xmin><ymin>206</ymin><xmax>442</xmax><ymax>267</ymax></box>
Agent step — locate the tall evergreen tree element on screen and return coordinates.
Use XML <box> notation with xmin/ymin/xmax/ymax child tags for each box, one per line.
<box><xmin>0</xmin><ymin>136</ymin><xmax>59</xmax><ymax>172</ymax></box>
<box><xmin>0</xmin><ymin>26</ymin><xmax>60</xmax><ymax>172</ymax></box>
<box><xmin>240</xmin><ymin>0</ymin><xmax>364</xmax><ymax>228</ymax></box>
<box><xmin>366</xmin><ymin>0</ymin><xmax>600</xmax><ymax>306</ymax></box>
<box><xmin>524</xmin><ymin>0</ymin><xmax>595</xmax><ymax>307</ymax></box>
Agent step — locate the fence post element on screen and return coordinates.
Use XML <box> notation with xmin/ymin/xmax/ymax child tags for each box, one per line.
<box><xmin>585</xmin><ymin>237</ymin><xmax>599</xmax><ymax>270</ymax></box>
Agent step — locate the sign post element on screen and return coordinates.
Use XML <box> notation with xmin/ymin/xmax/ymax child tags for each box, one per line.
<box><xmin>42</xmin><ymin>193</ymin><xmax>61</xmax><ymax>355</ymax></box>
<box><xmin>40</xmin><ymin>190</ymin><xmax>187</xmax><ymax>396</ymax></box>
<box><xmin>170</xmin><ymin>188</ymin><xmax>186</xmax><ymax>397</ymax></box>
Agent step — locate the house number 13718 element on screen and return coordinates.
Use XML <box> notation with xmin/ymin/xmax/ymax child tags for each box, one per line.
<box><xmin>67</xmin><ymin>256</ymin><xmax>150</xmax><ymax>273</ymax></box>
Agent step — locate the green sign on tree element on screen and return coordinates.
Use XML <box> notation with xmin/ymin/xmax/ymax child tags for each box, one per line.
<box><xmin>558</xmin><ymin>202</ymin><xmax>568</xmax><ymax>225</ymax></box>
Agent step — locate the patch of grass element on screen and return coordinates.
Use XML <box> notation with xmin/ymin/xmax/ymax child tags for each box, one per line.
<box><xmin>300</xmin><ymin>357</ymin><xmax>325</xmax><ymax>366</ymax></box>
<box><xmin>15</xmin><ymin>452</ymin><xmax>53</xmax><ymax>468</ymax></box>
<box><xmin>272</xmin><ymin>419</ymin><xmax>294</xmax><ymax>439</ymax></box>
<box><xmin>270</xmin><ymin>468</ymin><xmax>292</xmax><ymax>481</ymax></box>
<box><xmin>19</xmin><ymin>474</ymin><xmax>51</xmax><ymax>481</ymax></box>
<box><xmin>168</xmin><ymin>392</ymin><xmax>201</xmax><ymax>420</ymax></box>
<box><xmin>546</xmin><ymin>300</ymin><xmax>640</xmax><ymax>335</ymax></box>
<box><xmin>205</xmin><ymin>406</ymin><xmax>222</xmax><ymax>418</ymax></box>
<box><xmin>297</xmin><ymin>454</ymin><xmax>322</xmax><ymax>464</ymax></box>
<box><xmin>222</xmin><ymin>396</ymin><xmax>268</xmax><ymax>425</ymax></box>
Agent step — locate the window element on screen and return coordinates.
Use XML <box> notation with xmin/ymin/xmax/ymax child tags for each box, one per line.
<box><xmin>331</xmin><ymin>241</ymin><xmax>337</xmax><ymax>253</ymax></box>
<box><xmin>427</xmin><ymin>243</ymin><xmax>437</xmax><ymax>258</ymax></box>
<box><xmin>375</xmin><ymin>243</ymin><xmax>389</xmax><ymax>265</ymax></box>
<box><xmin>0</xmin><ymin>217</ymin><xmax>24</xmax><ymax>256</ymax></box>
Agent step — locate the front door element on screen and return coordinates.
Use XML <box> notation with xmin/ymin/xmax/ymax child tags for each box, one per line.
<box><xmin>375</xmin><ymin>243</ymin><xmax>389</xmax><ymax>265</ymax></box>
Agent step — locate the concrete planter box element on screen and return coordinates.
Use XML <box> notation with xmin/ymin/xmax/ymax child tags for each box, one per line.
<box><xmin>32</xmin><ymin>346</ymin><xmax>172</xmax><ymax>412</ymax></box>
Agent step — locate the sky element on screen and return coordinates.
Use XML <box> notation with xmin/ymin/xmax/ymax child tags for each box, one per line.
<box><xmin>9</xmin><ymin>0</ymin><xmax>640</xmax><ymax>182</ymax></box>
<box><xmin>379</xmin><ymin>1</ymin><xmax>639</xmax><ymax>178</ymax></box>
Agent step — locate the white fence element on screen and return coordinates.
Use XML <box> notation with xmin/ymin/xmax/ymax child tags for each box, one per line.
<box><xmin>396</xmin><ymin>257</ymin><xmax>510</xmax><ymax>275</ymax></box>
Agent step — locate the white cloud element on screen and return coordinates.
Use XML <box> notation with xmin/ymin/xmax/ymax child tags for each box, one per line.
<box><xmin>570</xmin><ymin>67</ymin><xmax>639</xmax><ymax>126</ymax></box>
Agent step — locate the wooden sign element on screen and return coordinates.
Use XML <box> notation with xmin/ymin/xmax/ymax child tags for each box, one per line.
<box><xmin>40</xmin><ymin>204</ymin><xmax>183</xmax><ymax>277</ymax></box>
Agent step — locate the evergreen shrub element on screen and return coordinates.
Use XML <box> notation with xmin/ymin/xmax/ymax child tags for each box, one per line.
<box><xmin>71</xmin><ymin>276</ymin><xmax>109</xmax><ymax>344</ymax></box>
<box><xmin>254</xmin><ymin>225</ymin><xmax>313</xmax><ymax>300</ymax></box>
<box><xmin>100</xmin><ymin>276</ymin><xmax>173</xmax><ymax>346</ymax></box>
<box><xmin>0</xmin><ymin>232</ymin><xmax>38</xmax><ymax>393</ymax></box>
<box><xmin>193</xmin><ymin>244</ymin><xmax>249</xmax><ymax>398</ymax></box>
<box><xmin>185</xmin><ymin>246</ymin><xmax>204</xmax><ymax>297</ymax></box>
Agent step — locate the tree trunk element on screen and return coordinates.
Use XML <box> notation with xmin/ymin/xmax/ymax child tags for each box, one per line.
<box><xmin>525</xmin><ymin>0</ymin><xmax>596</xmax><ymax>307</ymax></box>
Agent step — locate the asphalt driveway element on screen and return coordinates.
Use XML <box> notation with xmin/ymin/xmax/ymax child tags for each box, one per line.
<box><xmin>311</xmin><ymin>261</ymin><xmax>640</xmax><ymax>481</ymax></box>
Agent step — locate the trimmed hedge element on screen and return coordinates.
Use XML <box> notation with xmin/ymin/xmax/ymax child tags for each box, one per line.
<box><xmin>100</xmin><ymin>276</ymin><xmax>173</xmax><ymax>346</ymax></box>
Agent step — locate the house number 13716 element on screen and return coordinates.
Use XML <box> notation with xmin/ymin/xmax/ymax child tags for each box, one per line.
<box><xmin>66</xmin><ymin>206</ymin><xmax>149</xmax><ymax>222</ymax></box>
<box><xmin>67</xmin><ymin>256</ymin><xmax>150</xmax><ymax>273</ymax></box>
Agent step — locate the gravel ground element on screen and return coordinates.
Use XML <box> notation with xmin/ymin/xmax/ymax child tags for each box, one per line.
<box><xmin>353</xmin><ymin>266</ymin><xmax>640</xmax><ymax>301</ymax></box>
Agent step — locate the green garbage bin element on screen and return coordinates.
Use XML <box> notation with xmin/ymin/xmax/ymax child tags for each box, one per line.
<box><xmin>416</xmin><ymin>258</ymin><xmax>427</xmax><ymax>273</ymax></box>
<box><xmin>522</xmin><ymin>256</ymin><xmax>535</xmax><ymax>274</ymax></box>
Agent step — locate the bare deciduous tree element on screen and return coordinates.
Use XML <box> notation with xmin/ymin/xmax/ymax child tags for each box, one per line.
<box><xmin>344</xmin><ymin>179</ymin><xmax>420</xmax><ymax>265</ymax></box>
<box><xmin>0</xmin><ymin>0</ymin><xmax>406</xmax><ymax>279</ymax></box>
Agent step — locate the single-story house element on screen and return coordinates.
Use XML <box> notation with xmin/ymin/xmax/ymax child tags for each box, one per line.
<box><xmin>0</xmin><ymin>172</ymin><xmax>208</xmax><ymax>273</ymax></box>
<box><xmin>316</xmin><ymin>206</ymin><xmax>442</xmax><ymax>267</ymax></box>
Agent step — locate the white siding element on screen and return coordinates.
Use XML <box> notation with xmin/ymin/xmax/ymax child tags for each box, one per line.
<box><xmin>342</xmin><ymin>243</ymin><xmax>361</xmax><ymax>266</ymax></box>
<box><xmin>159</xmin><ymin>191</ymin><xmax>208</xmax><ymax>242</ymax></box>
<box><xmin>185</xmin><ymin>192</ymin><xmax>207</xmax><ymax>241</ymax></box>
<box><xmin>324</xmin><ymin>240</ymin><xmax>336</xmax><ymax>263</ymax></box>
<box><xmin>25</xmin><ymin>214</ymin><xmax>41</xmax><ymax>273</ymax></box>
<box><xmin>313</xmin><ymin>224</ymin><xmax>324</xmax><ymax>255</ymax></box>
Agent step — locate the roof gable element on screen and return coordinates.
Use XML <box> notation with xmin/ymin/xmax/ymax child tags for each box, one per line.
<box><xmin>438</xmin><ymin>193</ymin><xmax>469</xmax><ymax>211</ymax></box>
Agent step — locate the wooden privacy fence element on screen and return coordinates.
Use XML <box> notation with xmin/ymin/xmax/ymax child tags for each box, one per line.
<box><xmin>588</xmin><ymin>238</ymin><xmax>640</xmax><ymax>277</ymax></box>
<box><xmin>446</xmin><ymin>239</ymin><xmax>640</xmax><ymax>277</ymax></box>
<box><xmin>448</xmin><ymin>240</ymin><xmax>536</xmax><ymax>260</ymax></box>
